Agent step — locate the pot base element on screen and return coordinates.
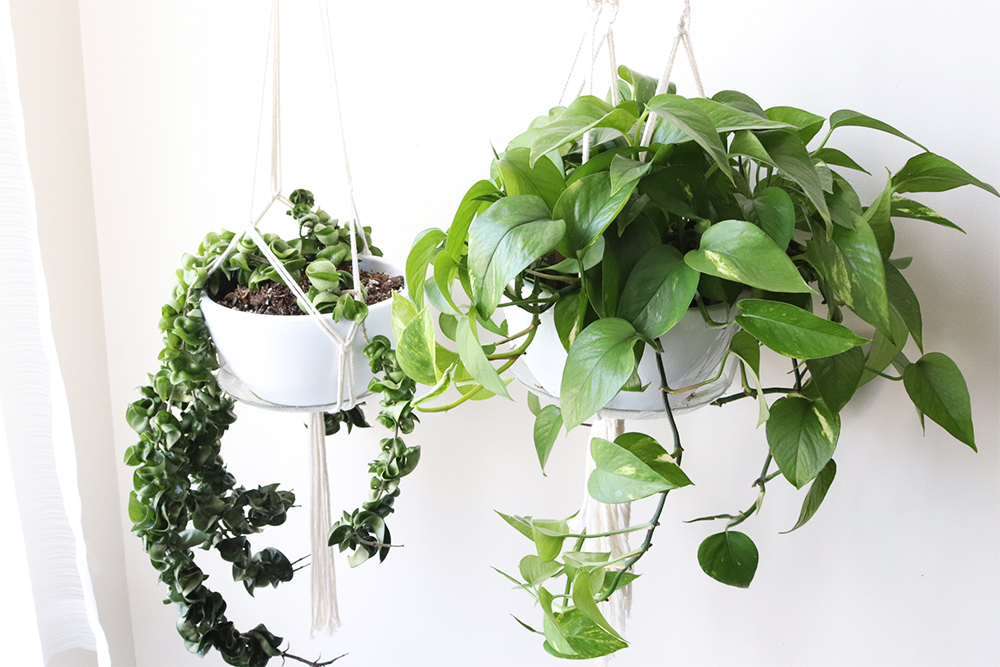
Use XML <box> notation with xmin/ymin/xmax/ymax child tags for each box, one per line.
<box><xmin>216</xmin><ymin>361</ymin><xmax>375</xmax><ymax>413</ymax></box>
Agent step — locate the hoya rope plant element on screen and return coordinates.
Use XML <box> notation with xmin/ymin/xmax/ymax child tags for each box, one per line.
<box><xmin>125</xmin><ymin>189</ymin><xmax>419</xmax><ymax>665</ymax></box>
<box><xmin>395</xmin><ymin>66</ymin><xmax>995</xmax><ymax>659</ymax></box>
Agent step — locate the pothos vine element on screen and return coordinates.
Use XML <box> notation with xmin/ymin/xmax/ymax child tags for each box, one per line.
<box><xmin>125</xmin><ymin>190</ymin><xmax>418</xmax><ymax>665</ymax></box>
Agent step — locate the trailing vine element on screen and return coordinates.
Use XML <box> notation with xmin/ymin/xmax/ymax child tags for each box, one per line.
<box><xmin>125</xmin><ymin>190</ymin><xmax>418</xmax><ymax>665</ymax></box>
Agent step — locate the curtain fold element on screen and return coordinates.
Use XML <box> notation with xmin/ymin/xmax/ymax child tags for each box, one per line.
<box><xmin>0</xmin><ymin>2</ymin><xmax>110</xmax><ymax>664</ymax></box>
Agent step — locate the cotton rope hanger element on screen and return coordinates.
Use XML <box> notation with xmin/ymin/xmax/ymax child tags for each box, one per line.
<box><xmin>203</xmin><ymin>0</ymin><xmax>375</xmax><ymax>636</ymax></box>
<box><xmin>554</xmin><ymin>0</ymin><xmax>707</xmax><ymax>647</ymax></box>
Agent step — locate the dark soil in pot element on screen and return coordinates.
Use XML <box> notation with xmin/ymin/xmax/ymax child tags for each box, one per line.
<box><xmin>215</xmin><ymin>266</ymin><xmax>403</xmax><ymax>316</ymax></box>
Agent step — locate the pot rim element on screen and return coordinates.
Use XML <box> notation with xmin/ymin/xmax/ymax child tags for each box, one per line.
<box><xmin>199</xmin><ymin>255</ymin><xmax>403</xmax><ymax>319</ymax></box>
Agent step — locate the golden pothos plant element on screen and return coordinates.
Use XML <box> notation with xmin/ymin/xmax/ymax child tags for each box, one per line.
<box><xmin>393</xmin><ymin>66</ymin><xmax>994</xmax><ymax>659</ymax></box>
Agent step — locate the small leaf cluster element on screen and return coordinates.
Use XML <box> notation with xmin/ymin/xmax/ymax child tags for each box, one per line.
<box><xmin>200</xmin><ymin>188</ymin><xmax>379</xmax><ymax>321</ymax></box>
<box><xmin>327</xmin><ymin>335</ymin><xmax>420</xmax><ymax>567</ymax></box>
<box><xmin>396</xmin><ymin>66</ymin><xmax>994</xmax><ymax>659</ymax></box>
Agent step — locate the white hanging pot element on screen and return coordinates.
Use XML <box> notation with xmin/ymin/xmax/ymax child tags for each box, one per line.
<box><xmin>507</xmin><ymin>300</ymin><xmax>740</xmax><ymax>417</ymax></box>
<box><xmin>200</xmin><ymin>256</ymin><xmax>403</xmax><ymax>408</ymax></box>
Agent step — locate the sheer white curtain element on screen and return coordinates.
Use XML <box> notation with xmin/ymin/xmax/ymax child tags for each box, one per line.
<box><xmin>0</xmin><ymin>2</ymin><xmax>110</xmax><ymax>665</ymax></box>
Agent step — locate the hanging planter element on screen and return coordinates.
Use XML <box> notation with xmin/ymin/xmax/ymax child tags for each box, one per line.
<box><xmin>506</xmin><ymin>297</ymin><xmax>739</xmax><ymax>414</ymax></box>
<box><xmin>393</xmin><ymin>26</ymin><xmax>996</xmax><ymax>659</ymax></box>
<box><xmin>201</xmin><ymin>241</ymin><xmax>403</xmax><ymax>409</ymax></box>
<box><xmin>124</xmin><ymin>2</ymin><xmax>423</xmax><ymax>664</ymax></box>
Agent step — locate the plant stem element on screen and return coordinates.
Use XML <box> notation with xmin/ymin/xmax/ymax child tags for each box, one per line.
<box><xmin>711</xmin><ymin>387</ymin><xmax>793</xmax><ymax>406</ymax></box>
<box><xmin>792</xmin><ymin>358</ymin><xmax>804</xmax><ymax>391</ymax></box>
<box><xmin>279</xmin><ymin>651</ymin><xmax>347</xmax><ymax>666</ymax></box>
<box><xmin>525</xmin><ymin>269</ymin><xmax>580</xmax><ymax>283</ymax></box>
<box><xmin>596</xmin><ymin>353</ymin><xmax>682</xmax><ymax>602</ymax></box>
<box><xmin>561</xmin><ymin>522</ymin><xmax>653</xmax><ymax>540</ymax></box>
<box><xmin>487</xmin><ymin>315</ymin><xmax>539</xmax><ymax>360</ymax></box>
<box><xmin>864</xmin><ymin>367</ymin><xmax>904</xmax><ymax>381</ymax></box>
<box><xmin>417</xmin><ymin>356</ymin><xmax>522</xmax><ymax>412</ymax></box>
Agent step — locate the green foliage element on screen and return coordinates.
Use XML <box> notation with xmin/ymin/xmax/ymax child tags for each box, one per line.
<box><xmin>128</xmin><ymin>190</ymin><xmax>411</xmax><ymax>664</ymax></box>
<box><xmin>394</xmin><ymin>68</ymin><xmax>992</xmax><ymax>660</ymax></box>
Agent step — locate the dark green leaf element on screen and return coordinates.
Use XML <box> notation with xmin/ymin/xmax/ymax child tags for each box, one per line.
<box><xmin>884</xmin><ymin>261</ymin><xmax>923</xmax><ymax>352</ymax></box>
<box><xmin>903</xmin><ymin>353</ymin><xmax>976</xmax><ymax>449</ymax></box>
<box><xmin>684</xmin><ymin>220</ymin><xmax>813</xmax><ymax>293</ymax></box>
<box><xmin>765</xmin><ymin>106</ymin><xmax>826</xmax><ymax>144</ymax></box>
<box><xmin>828</xmin><ymin>109</ymin><xmax>927</xmax><ymax>150</ymax></box>
<box><xmin>712</xmin><ymin>90</ymin><xmax>767</xmax><ymax>117</ymax></box>
<box><xmin>766</xmin><ymin>395</ymin><xmax>840</xmax><ymax>488</ymax></box>
<box><xmin>691</xmin><ymin>98</ymin><xmax>793</xmax><ymax>132</ymax></box>
<box><xmin>617</xmin><ymin>244</ymin><xmax>700</xmax><ymax>339</ymax></box>
<box><xmin>893</xmin><ymin>152</ymin><xmax>999</xmax><ymax>197</ymax></box>
<box><xmin>729</xmin><ymin>130</ymin><xmax>775</xmax><ymax>167</ymax></box>
<box><xmin>554</xmin><ymin>290</ymin><xmax>585</xmax><ymax>351</ymax></box>
<box><xmin>756</xmin><ymin>130</ymin><xmax>831</xmax><ymax>225</ymax></box>
<box><xmin>781</xmin><ymin>459</ymin><xmax>837</xmax><ymax>533</ymax></box>
<box><xmin>890</xmin><ymin>196</ymin><xmax>966</xmax><ymax>233</ymax></box>
<box><xmin>468</xmin><ymin>195</ymin><xmax>566</xmax><ymax>317</ymax></box>
<box><xmin>806</xmin><ymin>347</ymin><xmax>865</xmax><ymax>414</ymax></box>
<box><xmin>811</xmin><ymin>147</ymin><xmax>870</xmax><ymax>174</ymax></box>
<box><xmin>554</xmin><ymin>172</ymin><xmax>636</xmax><ymax>257</ymax></box>
<box><xmin>698</xmin><ymin>531</ymin><xmax>759</xmax><ymax>588</ymax></box>
<box><xmin>863</xmin><ymin>178</ymin><xmax>895</xmax><ymax>261</ymax></box>
<box><xmin>748</xmin><ymin>187</ymin><xmax>795</xmax><ymax>251</ymax></box>
<box><xmin>736</xmin><ymin>299</ymin><xmax>869</xmax><ymax>359</ymax></box>
<box><xmin>646</xmin><ymin>94</ymin><xmax>733</xmax><ymax>179</ymax></box>
<box><xmin>530</xmin><ymin>96</ymin><xmax>638</xmax><ymax>166</ymax></box>
<box><xmin>560</xmin><ymin>319</ymin><xmax>639</xmax><ymax>430</ymax></box>
<box><xmin>496</xmin><ymin>147</ymin><xmax>567</xmax><ymax>211</ymax></box>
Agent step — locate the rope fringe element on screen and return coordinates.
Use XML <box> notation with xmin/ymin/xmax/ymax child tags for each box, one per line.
<box><xmin>573</xmin><ymin>417</ymin><xmax>632</xmax><ymax>645</ymax></box>
<box><xmin>309</xmin><ymin>413</ymin><xmax>341</xmax><ymax>634</ymax></box>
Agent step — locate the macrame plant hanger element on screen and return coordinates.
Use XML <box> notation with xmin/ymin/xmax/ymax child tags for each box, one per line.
<box><xmin>559</xmin><ymin>0</ymin><xmax>706</xmax><ymax>644</ymax></box>
<box><xmin>203</xmin><ymin>0</ymin><xmax>372</xmax><ymax>636</ymax></box>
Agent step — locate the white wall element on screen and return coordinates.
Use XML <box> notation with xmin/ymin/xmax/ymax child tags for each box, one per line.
<box><xmin>62</xmin><ymin>1</ymin><xmax>1000</xmax><ymax>665</ymax></box>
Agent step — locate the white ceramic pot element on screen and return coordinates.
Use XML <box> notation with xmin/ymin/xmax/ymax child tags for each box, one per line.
<box><xmin>506</xmin><ymin>300</ymin><xmax>740</xmax><ymax>416</ymax></box>
<box><xmin>200</xmin><ymin>256</ymin><xmax>401</xmax><ymax>408</ymax></box>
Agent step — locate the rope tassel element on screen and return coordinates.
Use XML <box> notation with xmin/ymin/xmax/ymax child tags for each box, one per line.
<box><xmin>575</xmin><ymin>416</ymin><xmax>632</xmax><ymax>639</ymax></box>
<box><xmin>309</xmin><ymin>412</ymin><xmax>341</xmax><ymax>635</ymax></box>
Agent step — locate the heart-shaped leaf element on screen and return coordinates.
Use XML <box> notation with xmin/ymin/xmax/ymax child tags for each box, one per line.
<box><xmin>766</xmin><ymin>395</ymin><xmax>840</xmax><ymax>488</ymax></box>
<box><xmin>903</xmin><ymin>353</ymin><xmax>975</xmax><ymax>450</ymax></box>
<box><xmin>698</xmin><ymin>531</ymin><xmax>759</xmax><ymax>588</ymax></box>
<box><xmin>560</xmin><ymin>318</ymin><xmax>639</xmax><ymax>430</ymax></box>
<box><xmin>553</xmin><ymin>172</ymin><xmax>636</xmax><ymax>257</ymax></box>
<box><xmin>736</xmin><ymin>299</ymin><xmax>869</xmax><ymax>359</ymax></box>
<box><xmin>588</xmin><ymin>434</ymin><xmax>692</xmax><ymax>503</ymax></box>
<box><xmin>617</xmin><ymin>244</ymin><xmax>700</xmax><ymax>339</ymax></box>
<box><xmin>646</xmin><ymin>94</ymin><xmax>732</xmax><ymax>179</ymax></box>
<box><xmin>468</xmin><ymin>195</ymin><xmax>566</xmax><ymax>317</ymax></box>
<box><xmin>805</xmin><ymin>347</ymin><xmax>865</xmax><ymax>414</ymax></box>
<box><xmin>893</xmin><ymin>152</ymin><xmax>999</xmax><ymax>197</ymax></box>
<box><xmin>685</xmin><ymin>220</ymin><xmax>813</xmax><ymax>294</ymax></box>
<box><xmin>496</xmin><ymin>147</ymin><xmax>567</xmax><ymax>211</ymax></box>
